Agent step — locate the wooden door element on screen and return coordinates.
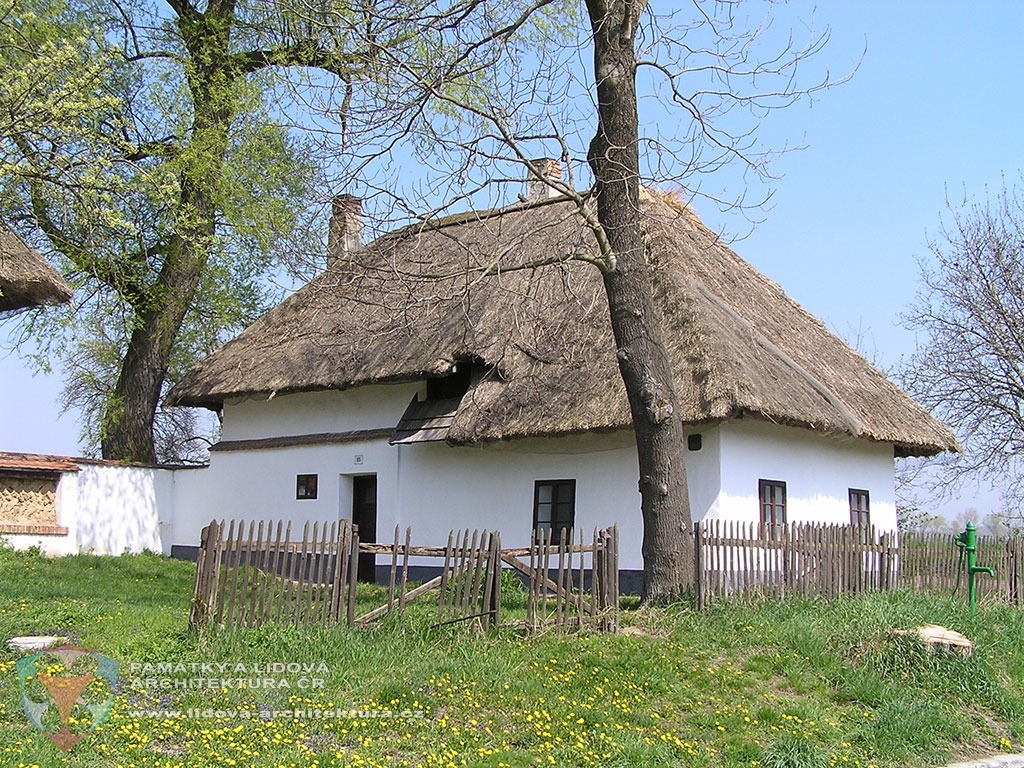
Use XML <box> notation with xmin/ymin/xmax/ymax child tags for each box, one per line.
<box><xmin>352</xmin><ymin>475</ymin><xmax>377</xmax><ymax>583</ymax></box>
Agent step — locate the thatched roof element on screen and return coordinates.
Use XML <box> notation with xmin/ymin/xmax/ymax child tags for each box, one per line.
<box><xmin>0</xmin><ymin>225</ymin><xmax>72</xmax><ymax>311</ymax></box>
<box><xmin>168</xmin><ymin>191</ymin><xmax>957</xmax><ymax>457</ymax></box>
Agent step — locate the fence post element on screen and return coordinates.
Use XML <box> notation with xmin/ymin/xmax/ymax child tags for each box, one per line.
<box><xmin>347</xmin><ymin>525</ymin><xmax>360</xmax><ymax>627</ymax></box>
<box><xmin>693</xmin><ymin>521</ymin><xmax>703</xmax><ymax>610</ymax></box>
<box><xmin>189</xmin><ymin>521</ymin><xmax>214</xmax><ymax>630</ymax></box>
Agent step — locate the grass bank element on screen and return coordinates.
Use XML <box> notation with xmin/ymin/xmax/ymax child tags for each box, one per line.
<box><xmin>1</xmin><ymin>544</ymin><xmax>1022</xmax><ymax>768</ymax></box>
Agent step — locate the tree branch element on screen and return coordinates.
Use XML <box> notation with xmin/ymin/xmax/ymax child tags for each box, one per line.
<box><xmin>230</xmin><ymin>40</ymin><xmax>372</xmax><ymax>76</ymax></box>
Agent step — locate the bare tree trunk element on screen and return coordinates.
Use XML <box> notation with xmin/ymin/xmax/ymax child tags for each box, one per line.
<box><xmin>586</xmin><ymin>0</ymin><xmax>692</xmax><ymax>602</ymax></box>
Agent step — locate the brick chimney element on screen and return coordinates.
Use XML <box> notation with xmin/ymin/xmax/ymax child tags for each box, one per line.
<box><xmin>327</xmin><ymin>194</ymin><xmax>362</xmax><ymax>268</ymax></box>
<box><xmin>525</xmin><ymin>158</ymin><xmax>563</xmax><ymax>202</ymax></box>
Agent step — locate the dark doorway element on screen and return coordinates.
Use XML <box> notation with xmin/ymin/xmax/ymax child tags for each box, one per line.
<box><xmin>351</xmin><ymin>475</ymin><xmax>377</xmax><ymax>583</ymax></box>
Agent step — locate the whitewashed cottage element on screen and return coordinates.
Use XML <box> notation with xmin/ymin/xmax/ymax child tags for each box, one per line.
<box><xmin>165</xmin><ymin>176</ymin><xmax>956</xmax><ymax>584</ymax></box>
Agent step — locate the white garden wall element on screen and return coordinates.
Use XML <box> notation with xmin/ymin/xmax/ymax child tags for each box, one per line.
<box><xmin>2</xmin><ymin>463</ymin><xmax>174</xmax><ymax>556</ymax></box>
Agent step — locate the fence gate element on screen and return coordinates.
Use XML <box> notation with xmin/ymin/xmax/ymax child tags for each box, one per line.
<box><xmin>189</xmin><ymin>519</ymin><xmax>359</xmax><ymax>630</ymax></box>
<box><xmin>500</xmin><ymin>526</ymin><xmax>619</xmax><ymax>633</ymax></box>
<box><xmin>189</xmin><ymin>520</ymin><xmax>550</xmax><ymax>632</ymax></box>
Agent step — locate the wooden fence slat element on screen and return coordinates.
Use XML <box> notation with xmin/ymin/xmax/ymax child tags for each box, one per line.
<box><xmin>577</xmin><ymin>526</ymin><xmax>585</xmax><ymax>623</ymax></box>
<box><xmin>453</xmin><ymin>529</ymin><xmax>469</xmax><ymax>617</ymax></box>
<box><xmin>245</xmin><ymin>520</ymin><xmax>264</xmax><ymax>627</ymax></box>
<box><xmin>215</xmin><ymin>519</ymin><xmax>238</xmax><ymax>625</ymax></box>
<box><xmin>474</xmin><ymin>529</ymin><xmax>487</xmax><ymax>618</ymax></box>
<box><xmin>329</xmin><ymin>522</ymin><xmax>346</xmax><ymax>622</ymax></box>
<box><xmin>388</xmin><ymin>524</ymin><xmax>399</xmax><ymax>614</ymax></box>
<box><xmin>237</xmin><ymin>520</ymin><xmax>255</xmax><ymax>624</ymax></box>
<box><xmin>292</xmin><ymin>522</ymin><xmax>312</xmax><ymax>624</ymax></box>
<box><xmin>310</xmin><ymin>521</ymin><xmax>330</xmax><ymax>623</ymax></box>
<box><xmin>347</xmin><ymin>525</ymin><xmax>359</xmax><ymax>627</ymax></box>
<box><xmin>274</xmin><ymin>522</ymin><xmax>291</xmax><ymax>622</ymax></box>
<box><xmin>188</xmin><ymin>522</ymin><xmax>213</xmax><ymax>630</ymax></box>
<box><xmin>399</xmin><ymin>527</ymin><xmax>411</xmax><ymax>615</ymax></box>
<box><xmin>259</xmin><ymin>521</ymin><xmax>280</xmax><ymax>623</ymax></box>
<box><xmin>541</xmin><ymin>528</ymin><xmax>551</xmax><ymax>622</ymax></box>
<box><xmin>610</xmin><ymin>526</ymin><xmax>619</xmax><ymax>630</ymax></box>
<box><xmin>481</xmin><ymin>532</ymin><xmax>495</xmax><ymax>629</ymax></box>
<box><xmin>491</xmin><ymin>531</ymin><xmax>502</xmax><ymax>628</ymax></box>
<box><xmin>438</xmin><ymin>530</ymin><xmax>454</xmax><ymax>620</ymax></box>
<box><xmin>319</xmin><ymin>521</ymin><xmax>337</xmax><ymax>622</ymax></box>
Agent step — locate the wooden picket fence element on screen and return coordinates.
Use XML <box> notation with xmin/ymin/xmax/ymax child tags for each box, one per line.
<box><xmin>188</xmin><ymin>519</ymin><xmax>618</xmax><ymax>634</ymax></box>
<box><xmin>694</xmin><ymin>520</ymin><xmax>897</xmax><ymax>609</ymax></box>
<box><xmin>501</xmin><ymin>526</ymin><xmax>619</xmax><ymax>633</ymax></box>
<box><xmin>694</xmin><ymin>520</ymin><xmax>1024</xmax><ymax>608</ymax></box>
<box><xmin>188</xmin><ymin>519</ymin><xmax>502</xmax><ymax>630</ymax></box>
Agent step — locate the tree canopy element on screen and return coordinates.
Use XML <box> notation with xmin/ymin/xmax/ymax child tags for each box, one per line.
<box><xmin>0</xmin><ymin>0</ymin><xmax>571</xmax><ymax>462</ymax></box>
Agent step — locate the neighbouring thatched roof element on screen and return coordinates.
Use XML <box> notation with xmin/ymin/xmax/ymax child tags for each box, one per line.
<box><xmin>168</xmin><ymin>191</ymin><xmax>957</xmax><ymax>457</ymax></box>
<box><xmin>0</xmin><ymin>225</ymin><xmax>72</xmax><ymax>311</ymax></box>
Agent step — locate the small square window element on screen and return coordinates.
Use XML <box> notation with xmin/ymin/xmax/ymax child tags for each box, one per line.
<box><xmin>296</xmin><ymin>474</ymin><xmax>318</xmax><ymax>500</ymax></box>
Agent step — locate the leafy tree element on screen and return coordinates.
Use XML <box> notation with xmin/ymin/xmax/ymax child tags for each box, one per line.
<box><xmin>1</xmin><ymin>0</ymin><xmax>325</xmax><ymax>461</ymax></box>
<box><xmin>2</xmin><ymin>0</ymin><xmax>563</xmax><ymax>463</ymax></box>
<box><xmin>0</xmin><ymin>0</ymin><xmax>118</xmax><ymax>147</ymax></box>
<box><xmin>903</xmin><ymin>180</ymin><xmax>1024</xmax><ymax>523</ymax></box>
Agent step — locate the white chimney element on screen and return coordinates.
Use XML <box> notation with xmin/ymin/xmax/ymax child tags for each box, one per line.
<box><xmin>525</xmin><ymin>158</ymin><xmax>563</xmax><ymax>202</ymax></box>
<box><xmin>327</xmin><ymin>194</ymin><xmax>362</xmax><ymax>268</ymax></box>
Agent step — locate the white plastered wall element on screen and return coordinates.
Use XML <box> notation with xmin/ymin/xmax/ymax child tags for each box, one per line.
<box><xmin>220</xmin><ymin>385</ymin><xmax>422</xmax><ymax>440</ymax></box>
<box><xmin>714</xmin><ymin>419</ymin><xmax>897</xmax><ymax>531</ymax></box>
<box><xmin>3</xmin><ymin>464</ymin><xmax>171</xmax><ymax>555</ymax></box>
<box><xmin>170</xmin><ymin>384</ymin><xmax>421</xmax><ymax>549</ymax></box>
<box><xmin>165</xmin><ymin>388</ymin><xmax>898</xmax><ymax>571</ymax></box>
<box><xmin>169</xmin><ymin>430</ymin><xmax>651</xmax><ymax>569</ymax></box>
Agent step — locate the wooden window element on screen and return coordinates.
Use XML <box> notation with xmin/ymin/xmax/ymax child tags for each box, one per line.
<box><xmin>296</xmin><ymin>474</ymin><xmax>318</xmax><ymax>500</ymax></box>
<box><xmin>759</xmin><ymin>479</ymin><xmax>787</xmax><ymax>526</ymax></box>
<box><xmin>849</xmin><ymin>489</ymin><xmax>870</xmax><ymax>528</ymax></box>
<box><xmin>533</xmin><ymin>479</ymin><xmax>575</xmax><ymax>543</ymax></box>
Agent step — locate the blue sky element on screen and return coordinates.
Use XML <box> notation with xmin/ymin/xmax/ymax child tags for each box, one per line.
<box><xmin>1</xmin><ymin>1</ymin><xmax>1021</xmax><ymax>516</ymax></box>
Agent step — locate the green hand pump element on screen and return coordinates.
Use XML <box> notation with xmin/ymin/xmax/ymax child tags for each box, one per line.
<box><xmin>954</xmin><ymin>522</ymin><xmax>994</xmax><ymax>614</ymax></box>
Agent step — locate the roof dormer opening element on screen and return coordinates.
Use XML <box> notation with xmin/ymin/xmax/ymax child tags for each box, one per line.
<box><xmin>426</xmin><ymin>365</ymin><xmax>472</xmax><ymax>401</ymax></box>
<box><xmin>391</xmin><ymin>361</ymin><xmax>484</xmax><ymax>445</ymax></box>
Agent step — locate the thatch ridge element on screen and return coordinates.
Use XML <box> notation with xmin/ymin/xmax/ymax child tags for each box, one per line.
<box><xmin>168</xmin><ymin>193</ymin><xmax>957</xmax><ymax>457</ymax></box>
<box><xmin>0</xmin><ymin>224</ymin><xmax>72</xmax><ymax>311</ymax></box>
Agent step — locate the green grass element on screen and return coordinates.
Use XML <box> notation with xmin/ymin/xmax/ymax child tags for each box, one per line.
<box><xmin>1</xmin><ymin>543</ymin><xmax>1023</xmax><ymax>768</ymax></box>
